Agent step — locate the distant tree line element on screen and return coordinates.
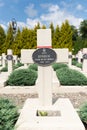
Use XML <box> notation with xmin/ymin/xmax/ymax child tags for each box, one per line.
<box><xmin>0</xmin><ymin>19</ymin><xmax>87</xmax><ymax>56</ymax></box>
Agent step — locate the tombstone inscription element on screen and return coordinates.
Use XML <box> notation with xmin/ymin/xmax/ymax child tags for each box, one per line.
<box><xmin>32</xmin><ymin>48</ymin><xmax>57</xmax><ymax>66</ymax></box>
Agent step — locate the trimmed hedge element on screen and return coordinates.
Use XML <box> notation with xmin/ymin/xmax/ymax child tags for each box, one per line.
<box><xmin>52</xmin><ymin>63</ymin><xmax>68</xmax><ymax>71</ymax></box>
<box><xmin>76</xmin><ymin>63</ymin><xmax>82</xmax><ymax>68</ymax></box>
<box><xmin>56</xmin><ymin>67</ymin><xmax>87</xmax><ymax>85</ymax></box>
<box><xmin>13</xmin><ymin>62</ymin><xmax>24</xmax><ymax>70</ymax></box>
<box><xmin>78</xmin><ymin>102</ymin><xmax>87</xmax><ymax>125</ymax></box>
<box><xmin>28</xmin><ymin>63</ymin><xmax>38</xmax><ymax>71</ymax></box>
<box><xmin>1</xmin><ymin>66</ymin><xmax>8</xmax><ymax>72</ymax></box>
<box><xmin>6</xmin><ymin>69</ymin><xmax>38</xmax><ymax>86</ymax></box>
<box><xmin>0</xmin><ymin>98</ymin><xmax>19</xmax><ymax>130</ymax></box>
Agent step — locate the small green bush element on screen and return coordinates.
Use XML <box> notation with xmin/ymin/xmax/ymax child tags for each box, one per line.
<box><xmin>52</xmin><ymin>63</ymin><xmax>68</xmax><ymax>71</ymax></box>
<box><xmin>13</xmin><ymin>62</ymin><xmax>24</xmax><ymax>70</ymax></box>
<box><xmin>6</xmin><ymin>69</ymin><xmax>38</xmax><ymax>86</ymax></box>
<box><xmin>28</xmin><ymin>63</ymin><xmax>38</xmax><ymax>71</ymax></box>
<box><xmin>1</xmin><ymin>66</ymin><xmax>8</xmax><ymax>72</ymax></box>
<box><xmin>72</xmin><ymin>58</ymin><xmax>78</xmax><ymax>65</ymax></box>
<box><xmin>56</xmin><ymin>67</ymin><xmax>87</xmax><ymax>85</ymax></box>
<box><xmin>0</xmin><ymin>98</ymin><xmax>19</xmax><ymax>130</ymax></box>
<box><xmin>78</xmin><ymin>102</ymin><xmax>87</xmax><ymax>124</ymax></box>
<box><xmin>76</xmin><ymin>63</ymin><xmax>82</xmax><ymax>68</ymax></box>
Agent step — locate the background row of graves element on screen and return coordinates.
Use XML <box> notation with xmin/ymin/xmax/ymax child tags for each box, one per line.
<box><xmin>0</xmin><ymin>48</ymin><xmax>87</xmax><ymax>74</ymax></box>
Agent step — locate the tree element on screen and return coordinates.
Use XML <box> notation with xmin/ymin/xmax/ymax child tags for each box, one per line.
<box><xmin>73</xmin><ymin>36</ymin><xmax>84</xmax><ymax>54</ymax></box>
<box><xmin>2</xmin><ymin>24</ymin><xmax>14</xmax><ymax>53</ymax></box>
<box><xmin>0</xmin><ymin>25</ymin><xmax>6</xmax><ymax>54</ymax></box>
<box><xmin>34</xmin><ymin>22</ymin><xmax>41</xmax><ymax>31</ymax></box>
<box><xmin>12</xmin><ymin>28</ymin><xmax>22</xmax><ymax>56</ymax></box>
<box><xmin>59</xmin><ymin>20</ymin><xmax>73</xmax><ymax>51</ymax></box>
<box><xmin>41</xmin><ymin>25</ymin><xmax>46</xmax><ymax>29</ymax></box>
<box><xmin>21</xmin><ymin>28</ymin><xmax>36</xmax><ymax>49</ymax></box>
<box><xmin>71</xmin><ymin>25</ymin><xmax>78</xmax><ymax>41</ymax></box>
<box><xmin>49</xmin><ymin>22</ymin><xmax>55</xmax><ymax>44</ymax></box>
<box><xmin>53</xmin><ymin>25</ymin><xmax>60</xmax><ymax>48</ymax></box>
<box><xmin>79</xmin><ymin>20</ymin><xmax>87</xmax><ymax>39</ymax></box>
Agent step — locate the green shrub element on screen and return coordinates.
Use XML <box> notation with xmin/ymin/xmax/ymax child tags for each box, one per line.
<box><xmin>78</xmin><ymin>102</ymin><xmax>87</xmax><ymax>124</ymax></box>
<box><xmin>72</xmin><ymin>58</ymin><xmax>78</xmax><ymax>65</ymax></box>
<box><xmin>0</xmin><ymin>98</ymin><xmax>19</xmax><ymax>130</ymax></box>
<box><xmin>13</xmin><ymin>62</ymin><xmax>24</xmax><ymax>70</ymax></box>
<box><xmin>76</xmin><ymin>63</ymin><xmax>82</xmax><ymax>68</ymax></box>
<box><xmin>28</xmin><ymin>63</ymin><xmax>38</xmax><ymax>71</ymax></box>
<box><xmin>1</xmin><ymin>66</ymin><xmax>8</xmax><ymax>72</ymax></box>
<box><xmin>6</xmin><ymin>69</ymin><xmax>38</xmax><ymax>86</ymax></box>
<box><xmin>56</xmin><ymin>67</ymin><xmax>87</xmax><ymax>85</ymax></box>
<box><xmin>52</xmin><ymin>63</ymin><xmax>68</xmax><ymax>71</ymax></box>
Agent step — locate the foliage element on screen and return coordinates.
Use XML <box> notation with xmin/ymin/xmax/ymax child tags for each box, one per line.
<box><xmin>37</xmin><ymin>110</ymin><xmax>48</xmax><ymax>116</ymax></box>
<box><xmin>76</xmin><ymin>62</ymin><xmax>82</xmax><ymax>68</ymax></box>
<box><xmin>28</xmin><ymin>63</ymin><xmax>38</xmax><ymax>71</ymax></box>
<box><xmin>0</xmin><ymin>98</ymin><xmax>19</xmax><ymax>130</ymax></box>
<box><xmin>1</xmin><ymin>66</ymin><xmax>8</xmax><ymax>72</ymax></box>
<box><xmin>56</xmin><ymin>67</ymin><xmax>87</xmax><ymax>85</ymax></box>
<box><xmin>72</xmin><ymin>58</ymin><xmax>82</xmax><ymax>68</ymax></box>
<box><xmin>12</xmin><ymin>28</ymin><xmax>22</xmax><ymax>56</ymax></box>
<box><xmin>79</xmin><ymin>20</ymin><xmax>87</xmax><ymax>39</ymax></box>
<box><xmin>0</xmin><ymin>25</ymin><xmax>6</xmax><ymax>55</ymax></box>
<box><xmin>52</xmin><ymin>63</ymin><xmax>68</xmax><ymax>71</ymax></box>
<box><xmin>13</xmin><ymin>62</ymin><xmax>24</xmax><ymax>70</ymax></box>
<box><xmin>59</xmin><ymin>20</ymin><xmax>73</xmax><ymax>51</ymax></box>
<box><xmin>72</xmin><ymin>58</ymin><xmax>78</xmax><ymax>65</ymax></box>
<box><xmin>2</xmin><ymin>24</ymin><xmax>14</xmax><ymax>53</ymax></box>
<box><xmin>1</xmin><ymin>19</ymin><xmax>87</xmax><ymax>55</ymax></box>
<box><xmin>6</xmin><ymin>69</ymin><xmax>38</xmax><ymax>86</ymax></box>
<box><xmin>53</xmin><ymin>25</ymin><xmax>60</xmax><ymax>48</ymax></box>
<box><xmin>78</xmin><ymin>102</ymin><xmax>87</xmax><ymax>124</ymax></box>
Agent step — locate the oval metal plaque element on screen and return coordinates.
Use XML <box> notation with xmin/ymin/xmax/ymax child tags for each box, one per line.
<box><xmin>6</xmin><ymin>55</ymin><xmax>13</xmax><ymax>60</ymax></box>
<box><xmin>32</xmin><ymin>48</ymin><xmax>57</xmax><ymax>66</ymax></box>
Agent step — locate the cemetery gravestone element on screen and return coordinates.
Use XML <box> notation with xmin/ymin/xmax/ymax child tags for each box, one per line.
<box><xmin>17</xmin><ymin>29</ymin><xmax>85</xmax><ymax>130</ymax></box>
<box><xmin>2</xmin><ymin>53</ymin><xmax>6</xmax><ymax>68</ymax></box>
<box><xmin>7</xmin><ymin>49</ymin><xmax>13</xmax><ymax>73</ymax></box>
<box><xmin>82</xmin><ymin>48</ymin><xmax>87</xmax><ymax>72</ymax></box>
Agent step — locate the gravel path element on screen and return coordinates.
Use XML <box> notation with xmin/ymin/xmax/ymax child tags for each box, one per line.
<box><xmin>0</xmin><ymin>92</ymin><xmax>87</xmax><ymax>108</ymax></box>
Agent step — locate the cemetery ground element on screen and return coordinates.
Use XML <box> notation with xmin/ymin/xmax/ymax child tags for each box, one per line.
<box><xmin>0</xmin><ymin>64</ymin><xmax>87</xmax><ymax>130</ymax></box>
<box><xmin>0</xmin><ymin>48</ymin><xmax>87</xmax><ymax>129</ymax></box>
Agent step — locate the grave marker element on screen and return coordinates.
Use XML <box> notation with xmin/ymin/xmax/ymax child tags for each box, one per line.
<box><xmin>2</xmin><ymin>53</ymin><xmax>6</xmax><ymax>68</ymax></box>
<box><xmin>36</xmin><ymin>29</ymin><xmax>53</xmax><ymax>106</ymax></box>
<box><xmin>82</xmin><ymin>48</ymin><xmax>87</xmax><ymax>72</ymax></box>
<box><xmin>7</xmin><ymin>49</ymin><xmax>13</xmax><ymax>73</ymax></box>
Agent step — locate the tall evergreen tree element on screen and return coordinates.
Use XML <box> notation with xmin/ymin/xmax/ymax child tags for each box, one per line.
<box><xmin>12</xmin><ymin>28</ymin><xmax>22</xmax><ymax>56</ymax></box>
<box><xmin>2</xmin><ymin>24</ymin><xmax>14</xmax><ymax>53</ymax></box>
<box><xmin>42</xmin><ymin>25</ymin><xmax>46</xmax><ymax>29</ymax></box>
<box><xmin>59</xmin><ymin>20</ymin><xmax>72</xmax><ymax>51</ymax></box>
<box><xmin>49</xmin><ymin>22</ymin><xmax>54</xmax><ymax>45</ymax></box>
<box><xmin>79</xmin><ymin>20</ymin><xmax>87</xmax><ymax>39</ymax></box>
<box><xmin>21</xmin><ymin>28</ymin><xmax>37</xmax><ymax>49</ymax></box>
<box><xmin>53</xmin><ymin>25</ymin><xmax>60</xmax><ymax>48</ymax></box>
<box><xmin>0</xmin><ymin>25</ymin><xmax>6</xmax><ymax>54</ymax></box>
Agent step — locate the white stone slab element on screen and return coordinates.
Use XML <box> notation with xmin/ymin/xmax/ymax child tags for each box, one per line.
<box><xmin>16</xmin><ymin>98</ymin><xmax>85</xmax><ymax>130</ymax></box>
<box><xmin>54</xmin><ymin>48</ymin><xmax>69</xmax><ymax>63</ymax></box>
<box><xmin>37</xmin><ymin>29</ymin><xmax>51</xmax><ymax>48</ymax></box>
<box><xmin>21</xmin><ymin>49</ymin><xmax>35</xmax><ymax>64</ymax></box>
<box><xmin>83</xmin><ymin>48</ymin><xmax>87</xmax><ymax>53</ymax></box>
